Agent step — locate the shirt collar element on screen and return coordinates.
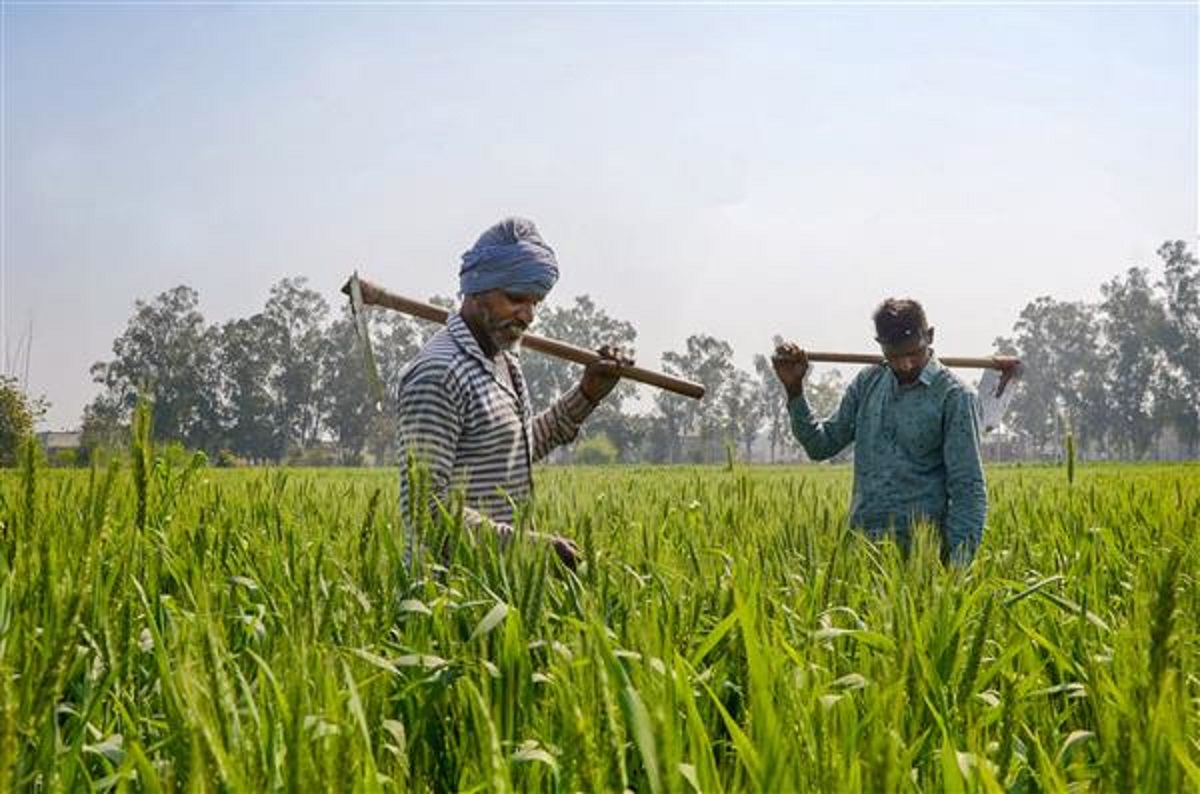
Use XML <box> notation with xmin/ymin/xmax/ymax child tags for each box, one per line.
<box><xmin>447</xmin><ymin>312</ymin><xmax>520</xmax><ymax>382</ymax></box>
<box><xmin>448</xmin><ymin>312</ymin><xmax>491</xmax><ymax>365</ymax></box>
<box><xmin>886</xmin><ymin>352</ymin><xmax>941</xmax><ymax>391</ymax></box>
<box><xmin>917</xmin><ymin>353</ymin><xmax>943</xmax><ymax>386</ymax></box>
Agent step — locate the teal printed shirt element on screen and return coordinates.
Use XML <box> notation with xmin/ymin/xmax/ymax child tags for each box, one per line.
<box><xmin>787</xmin><ymin>357</ymin><xmax>987</xmax><ymax>560</ymax></box>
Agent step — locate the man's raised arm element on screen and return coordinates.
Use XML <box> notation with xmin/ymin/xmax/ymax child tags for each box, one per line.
<box><xmin>773</xmin><ymin>342</ymin><xmax>859</xmax><ymax>461</ymax></box>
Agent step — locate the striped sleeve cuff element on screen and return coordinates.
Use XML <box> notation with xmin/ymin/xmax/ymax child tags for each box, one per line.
<box><xmin>561</xmin><ymin>385</ymin><xmax>598</xmax><ymax>425</ymax></box>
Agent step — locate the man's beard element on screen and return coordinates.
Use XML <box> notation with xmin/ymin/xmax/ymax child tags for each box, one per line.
<box><xmin>482</xmin><ymin>307</ymin><xmax>527</xmax><ymax>353</ymax></box>
<box><xmin>492</xmin><ymin>327</ymin><xmax>524</xmax><ymax>353</ymax></box>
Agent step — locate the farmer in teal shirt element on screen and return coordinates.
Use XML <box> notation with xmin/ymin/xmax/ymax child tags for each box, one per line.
<box><xmin>772</xmin><ymin>298</ymin><xmax>986</xmax><ymax>564</ymax></box>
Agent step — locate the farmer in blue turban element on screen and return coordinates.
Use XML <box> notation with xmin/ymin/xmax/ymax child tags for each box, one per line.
<box><xmin>397</xmin><ymin>217</ymin><xmax>633</xmax><ymax>569</ymax></box>
<box><xmin>458</xmin><ymin>216</ymin><xmax>560</xmax><ymax>299</ymax></box>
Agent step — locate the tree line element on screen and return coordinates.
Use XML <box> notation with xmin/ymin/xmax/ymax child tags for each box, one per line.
<box><xmin>60</xmin><ymin>238</ymin><xmax>1200</xmax><ymax>465</ymax></box>
<box><xmin>994</xmin><ymin>240</ymin><xmax>1199</xmax><ymax>460</ymax></box>
<box><xmin>75</xmin><ymin>278</ymin><xmax>844</xmax><ymax>466</ymax></box>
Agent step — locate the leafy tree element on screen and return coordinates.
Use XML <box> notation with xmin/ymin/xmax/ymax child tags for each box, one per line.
<box><xmin>521</xmin><ymin>295</ymin><xmax>640</xmax><ymax>460</ymax></box>
<box><xmin>1157</xmin><ymin>240</ymin><xmax>1200</xmax><ymax>454</ymax></box>
<box><xmin>363</xmin><ymin>309</ymin><xmax>423</xmax><ymax>464</ymax></box>
<box><xmin>89</xmin><ymin>286</ymin><xmax>223</xmax><ymax>451</ymax></box>
<box><xmin>805</xmin><ymin>367</ymin><xmax>848</xmax><ymax>420</ymax></box>
<box><xmin>659</xmin><ymin>335</ymin><xmax>735</xmax><ymax>462</ymax></box>
<box><xmin>0</xmin><ymin>376</ymin><xmax>46</xmax><ymax>466</ymax></box>
<box><xmin>991</xmin><ymin>240</ymin><xmax>1199</xmax><ymax>460</ymax></box>
<box><xmin>218</xmin><ymin>314</ymin><xmax>281</xmax><ymax>461</ymax></box>
<box><xmin>79</xmin><ymin>395</ymin><xmax>126</xmax><ymax>462</ymax></box>
<box><xmin>1100</xmin><ymin>267</ymin><xmax>1171</xmax><ymax>459</ymax></box>
<box><xmin>264</xmin><ymin>278</ymin><xmax>329</xmax><ymax>452</ymax></box>
<box><xmin>373</xmin><ymin>309</ymin><xmax>423</xmax><ymax>398</ymax></box>
<box><xmin>583</xmin><ymin>403</ymin><xmax>648</xmax><ymax>464</ymax></box>
<box><xmin>522</xmin><ymin>295</ymin><xmax>637</xmax><ymax>401</ymax></box>
<box><xmin>649</xmin><ymin>389</ymin><xmax>690</xmax><ymax>463</ymax></box>
<box><xmin>421</xmin><ymin>296</ymin><xmax>458</xmax><ymax>344</ymax></box>
<box><xmin>753</xmin><ymin>354</ymin><xmax>789</xmax><ymax>463</ymax></box>
<box><xmin>722</xmin><ymin>369</ymin><xmax>764</xmax><ymax>461</ymax></box>
<box><xmin>994</xmin><ymin>297</ymin><xmax>1107</xmax><ymax>457</ymax></box>
<box><xmin>573</xmin><ymin>432</ymin><xmax>618</xmax><ymax>465</ymax></box>
<box><xmin>318</xmin><ymin>306</ymin><xmax>377</xmax><ymax>464</ymax></box>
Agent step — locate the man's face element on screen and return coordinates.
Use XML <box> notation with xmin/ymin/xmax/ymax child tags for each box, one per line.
<box><xmin>474</xmin><ymin>289</ymin><xmax>541</xmax><ymax>352</ymax></box>
<box><xmin>879</xmin><ymin>329</ymin><xmax>932</xmax><ymax>385</ymax></box>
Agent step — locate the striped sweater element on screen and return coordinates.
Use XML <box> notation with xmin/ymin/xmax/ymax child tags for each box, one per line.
<box><xmin>397</xmin><ymin>312</ymin><xmax>594</xmax><ymax>552</ymax></box>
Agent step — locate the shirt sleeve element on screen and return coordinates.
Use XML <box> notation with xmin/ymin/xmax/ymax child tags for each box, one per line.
<box><xmin>397</xmin><ymin>372</ymin><xmax>509</xmax><ymax>540</ymax></box>
<box><xmin>787</xmin><ymin>380</ymin><xmax>859</xmax><ymax>461</ymax></box>
<box><xmin>942</xmin><ymin>388</ymin><xmax>987</xmax><ymax>561</ymax></box>
<box><xmin>530</xmin><ymin>385</ymin><xmax>595</xmax><ymax>462</ymax></box>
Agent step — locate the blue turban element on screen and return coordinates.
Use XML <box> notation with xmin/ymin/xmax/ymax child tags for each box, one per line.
<box><xmin>459</xmin><ymin>217</ymin><xmax>559</xmax><ymax>297</ymax></box>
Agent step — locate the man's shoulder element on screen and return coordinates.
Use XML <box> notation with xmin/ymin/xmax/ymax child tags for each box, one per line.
<box><xmin>401</xmin><ymin>329</ymin><xmax>472</xmax><ymax>388</ymax></box>
<box><xmin>933</xmin><ymin>362</ymin><xmax>976</xmax><ymax>394</ymax></box>
<box><xmin>927</xmin><ymin>360</ymin><xmax>978</xmax><ymax>406</ymax></box>
<box><xmin>850</xmin><ymin>364</ymin><xmax>888</xmax><ymax>390</ymax></box>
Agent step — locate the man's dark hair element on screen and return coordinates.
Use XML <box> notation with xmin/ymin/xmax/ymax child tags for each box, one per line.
<box><xmin>873</xmin><ymin>298</ymin><xmax>928</xmax><ymax>345</ymax></box>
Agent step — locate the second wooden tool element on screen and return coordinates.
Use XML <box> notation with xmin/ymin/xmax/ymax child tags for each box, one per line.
<box><xmin>343</xmin><ymin>273</ymin><xmax>706</xmax><ymax>400</ymax></box>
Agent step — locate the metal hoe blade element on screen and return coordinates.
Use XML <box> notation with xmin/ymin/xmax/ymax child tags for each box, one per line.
<box><xmin>348</xmin><ymin>271</ymin><xmax>386</xmax><ymax>411</ymax></box>
<box><xmin>977</xmin><ymin>362</ymin><xmax>1024</xmax><ymax>434</ymax></box>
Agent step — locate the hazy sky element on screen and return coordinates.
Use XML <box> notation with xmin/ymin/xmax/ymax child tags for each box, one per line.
<box><xmin>4</xmin><ymin>3</ymin><xmax>1197</xmax><ymax>430</ymax></box>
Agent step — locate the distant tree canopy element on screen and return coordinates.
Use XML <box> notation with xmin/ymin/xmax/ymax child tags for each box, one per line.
<box><xmin>83</xmin><ymin>276</ymin><xmax>812</xmax><ymax>465</ymax></box>
<box><xmin>0</xmin><ymin>376</ymin><xmax>47</xmax><ymax>467</ymax></box>
<box><xmin>994</xmin><ymin>240</ymin><xmax>1200</xmax><ymax>459</ymax></box>
<box><xmin>81</xmin><ymin>239</ymin><xmax>1198</xmax><ymax>464</ymax></box>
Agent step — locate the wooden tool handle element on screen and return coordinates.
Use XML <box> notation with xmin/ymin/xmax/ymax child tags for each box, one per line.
<box><xmin>348</xmin><ymin>278</ymin><xmax>707</xmax><ymax>399</ymax></box>
<box><xmin>804</xmin><ymin>351</ymin><xmax>1020</xmax><ymax>370</ymax></box>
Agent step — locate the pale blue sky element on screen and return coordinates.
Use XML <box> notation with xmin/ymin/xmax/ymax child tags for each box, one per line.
<box><xmin>4</xmin><ymin>3</ymin><xmax>1197</xmax><ymax>429</ymax></box>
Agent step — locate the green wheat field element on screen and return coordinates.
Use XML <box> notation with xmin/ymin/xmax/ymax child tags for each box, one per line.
<box><xmin>2</xmin><ymin>450</ymin><xmax>1197</xmax><ymax>791</ymax></box>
